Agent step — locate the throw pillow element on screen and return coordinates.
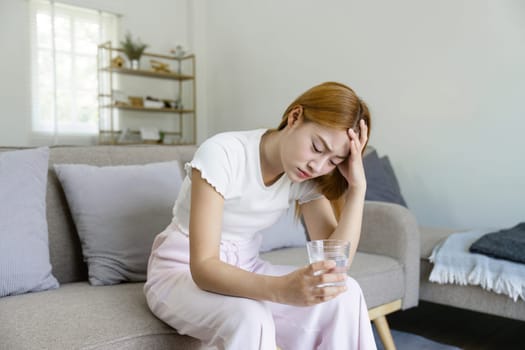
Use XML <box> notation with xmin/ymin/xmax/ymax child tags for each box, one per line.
<box><xmin>0</xmin><ymin>147</ymin><xmax>59</xmax><ymax>297</ymax></box>
<box><xmin>363</xmin><ymin>149</ymin><xmax>408</xmax><ymax>207</ymax></box>
<box><xmin>259</xmin><ymin>206</ymin><xmax>308</xmax><ymax>252</ymax></box>
<box><xmin>54</xmin><ymin>161</ymin><xmax>182</xmax><ymax>286</ymax></box>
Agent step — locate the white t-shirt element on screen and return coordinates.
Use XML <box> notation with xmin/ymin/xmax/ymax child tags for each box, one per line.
<box><xmin>171</xmin><ymin>129</ymin><xmax>322</xmax><ymax>241</ymax></box>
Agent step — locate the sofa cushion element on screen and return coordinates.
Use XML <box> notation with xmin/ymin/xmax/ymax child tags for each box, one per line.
<box><xmin>0</xmin><ymin>282</ymin><xmax>201</xmax><ymax>349</ymax></box>
<box><xmin>261</xmin><ymin>247</ymin><xmax>404</xmax><ymax>309</ymax></box>
<box><xmin>259</xmin><ymin>207</ymin><xmax>308</xmax><ymax>252</ymax></box>
<box><xmin>54</xmin><ymin>161</ymin><xmax>183</xmax><ymax>286</ymax></box>
<box><xmin>363</xmin><ymin>149</ymin><xmax>407</xmax><ymax>207</ymax></box>
<box><xmin>0</xmin><ymin>147</ymin><xmax>59</xmax><ymax>297</ymax></box>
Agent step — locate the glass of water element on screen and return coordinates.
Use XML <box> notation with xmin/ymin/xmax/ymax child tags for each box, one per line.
<box><xmin>306</xmin><ymin>239</ymin><xmax>350</xmax><ymax>286</ymax></box>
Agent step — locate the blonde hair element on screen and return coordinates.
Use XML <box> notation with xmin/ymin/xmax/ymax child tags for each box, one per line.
<box><xmin>278</xmin><ymin>82</ymin><xmax>371</xmax><ymax>217</ymax></box>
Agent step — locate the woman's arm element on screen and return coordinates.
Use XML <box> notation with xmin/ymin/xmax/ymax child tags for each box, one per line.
<box><xmin>188</xmin><ymin>168</ymin><xmax>273</xmax><ymax>300</ymax></box>
<box><xmin>328</xmin><ymin>188</ymin><xmax>366</xmax><ymax>265</ymax></box>
<box><xmin>301</xmin><ymin>188</ymin><xmax>365</xmax><ymax>266</ymax></box>
<box><xmin>188</xmin><ymin>168</ymin><xmax>347</xmax><ymax>305</ymax></box>
<box><xmin>301</xmin><ymin>120</ymin><xmax>369</xmax><ymax>265</ymax></box>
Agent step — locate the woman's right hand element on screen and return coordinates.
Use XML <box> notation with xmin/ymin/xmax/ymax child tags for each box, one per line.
<box><xmin>276</xmin><ymin>260</ymin><xmax>348</xmax><ymax>306</ymax></box>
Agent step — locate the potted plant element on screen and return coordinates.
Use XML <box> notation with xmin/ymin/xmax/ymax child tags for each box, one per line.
<box><xmin>120</xmin><ymin>32</ymin><xmax>148</xmax><ymax>69</ymax></box>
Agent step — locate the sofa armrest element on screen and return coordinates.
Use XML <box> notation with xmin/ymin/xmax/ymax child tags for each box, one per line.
<box><xmin>358</xmin><ymin>201</ymin><xmax>420</xmax><ymax>309</ymax></box>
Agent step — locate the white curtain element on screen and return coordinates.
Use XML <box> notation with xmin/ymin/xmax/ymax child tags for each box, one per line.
<box><xmin>29</xmin><ymin>0</ymin><xmax>119</xmax><ymax>145</ymax></box>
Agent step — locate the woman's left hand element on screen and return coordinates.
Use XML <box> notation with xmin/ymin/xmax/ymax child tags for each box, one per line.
<box><xmin>337</xmin><ymin>119</ymin><xmax>368</xmax><ymax>192</ymax></box>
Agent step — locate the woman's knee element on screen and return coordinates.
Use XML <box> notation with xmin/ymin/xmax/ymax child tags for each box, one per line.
<box><xmin>345</xmin><ymin>276</ymin><xmax>363</xmax><ymax>294</ymax></box>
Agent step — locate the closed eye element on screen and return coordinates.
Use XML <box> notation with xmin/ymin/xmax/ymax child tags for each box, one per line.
<box><xmin>312</xmin><ymin>142</ymin><xmax>322</xmax><ymax>153</ymax></box>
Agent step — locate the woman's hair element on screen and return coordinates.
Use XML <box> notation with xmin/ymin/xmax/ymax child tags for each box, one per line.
<box><xmin>277</xmin><ymin>82</ymin><xmax>371</xmax><ymax>217</ymax></box>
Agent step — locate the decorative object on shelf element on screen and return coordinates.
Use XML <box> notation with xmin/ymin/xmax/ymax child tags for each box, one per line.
<box><xmin>150</xmin><ymin>59</ymin><xmax>171</xmax><ymax>73</ymax></box>
<box><xmin>111</xmin><ymin>55</ymin><xmax>125</xmax><ymax>68</ymax></box>
<box><xmin>112</xmin><ymin>90</ymin><xmax>129</xmax><ymax>106</ymax></box>
<box><xmin>144</xmin><ymin>96</ymin><xmax>164</xmax><ymax>109</ymax></box>
<box><xmin>139</xmin><ymin>127</ymin><xmax>161</xmax><ymax>143</ymax></box>
<box><xmin>144</xmin><ymin>96</ymin><xmax>175</xmax><ymax>109</ymax></box>
<box><xmin>128</xmin><ymin>96</ymin><xmax>144</xmax><ymax>108</ymax></box>
<box><xmin>120</xmin><ymin>32</ymin><xmax>148</xmax><ymax>69</ymax></box>
<box><xmin>170</xmin><ymin>45</ymin><xmax>187</xmax><ymax>58</ymax></box>
<box><xmin>170</xmin><ymin>45</ymin><xmax>187</xmax><ymax>74</ymax></box>
<box><xmin>118</xmin><ymin>128</ymin><xmax>141</xmax><ymax>144</ymax></box>
<box><xmin>174</xmin><ymin>95</ymin><xmax>183</xmax><ymax>110</ymax></box>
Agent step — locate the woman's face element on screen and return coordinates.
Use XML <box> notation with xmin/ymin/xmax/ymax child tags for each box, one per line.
<box><xmin>281</xmin><ymin>115</ymin><xmax>350</xmax><ymax>183</ymax></box>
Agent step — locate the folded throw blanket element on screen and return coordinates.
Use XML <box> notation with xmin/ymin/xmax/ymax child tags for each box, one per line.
<box><xmin>429</xmin><ymin>230</ymin><xmax>525</xmax><ymax>302</ymax></box>
<box><xmin>469</xmin><ymin>222</ymin><xmax>525</xmax><ymax>264</ymax></box>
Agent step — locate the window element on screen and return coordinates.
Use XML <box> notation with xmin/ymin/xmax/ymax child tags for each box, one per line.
<box><xmin>29</xmin><ymin>0</ymin><xmax>118</xmax><ymax>136</ymax></box>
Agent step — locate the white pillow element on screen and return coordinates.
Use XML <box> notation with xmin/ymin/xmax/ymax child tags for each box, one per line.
<box><xmin>0</xmin><ymin>147</ymin><xmax>59</xmax><ymax>297</ymax></box>
<box><xmin>54</xmin><ymin>161</ymin><xmax>183</xmax><ymax>286</ymax></box>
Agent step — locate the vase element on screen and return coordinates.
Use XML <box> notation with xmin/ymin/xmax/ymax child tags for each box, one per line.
<box><xmin>130</xmin><ymin>59</ymin><xmax>140</xmax><ymax>70</ymax></box>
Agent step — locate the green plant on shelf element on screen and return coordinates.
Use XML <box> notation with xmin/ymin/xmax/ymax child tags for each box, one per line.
<box><xmin>120</xmin><ymin>32</ymin><xmax>148</xmax><ymax>68</ymax></box>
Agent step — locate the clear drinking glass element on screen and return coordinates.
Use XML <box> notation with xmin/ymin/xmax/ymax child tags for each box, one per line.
<box><xmin>306</xmin><ymin>239</ymin><xmax>350</xmax><ymax>286</ymax></box>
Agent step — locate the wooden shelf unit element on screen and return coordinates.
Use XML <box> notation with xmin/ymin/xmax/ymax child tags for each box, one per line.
<box><xmin>97</xmin><ymin>41</ymin><xmax>196</xmax><ymax>145</ymax></box>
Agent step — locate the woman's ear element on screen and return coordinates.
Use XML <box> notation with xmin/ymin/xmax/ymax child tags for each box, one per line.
<box><xmin>286</xmin><ymin>105</ymin><xmax>304</xmax><ymax>128</ymax></box>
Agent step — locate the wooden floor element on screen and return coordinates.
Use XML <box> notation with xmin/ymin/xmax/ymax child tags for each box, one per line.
<box><xmin>388</xmin><ymin>301</ymin><xmax>525</xmax><ymax>350</ymax></box>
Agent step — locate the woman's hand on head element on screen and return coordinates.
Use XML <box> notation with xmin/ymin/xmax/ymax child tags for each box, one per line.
<box><xmin>276</xmin><ymin>260</ymin><xmax>347</xmax><ymax>306</ymax></box>
<box><xmin>337</xmin><ymin>119</ymin><xmax>368</xmax><ymax>193</ymax></box>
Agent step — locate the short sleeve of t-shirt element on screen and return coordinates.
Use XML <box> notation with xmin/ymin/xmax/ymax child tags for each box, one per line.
<box><xmin>184</xmin><ymin>137</ymin><xmax>232</xmax><ymax>198</ymax></box>
<box><xmin>292</xmin><ymin>180</ymin><xmax>323</xmax><ymax>205</ymax></box>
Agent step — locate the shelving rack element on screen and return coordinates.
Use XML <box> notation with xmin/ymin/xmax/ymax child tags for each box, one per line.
<box><xmin>97</xmin><ymin>41</ymin><xmax>196</xmax><ymax>145</ymax></box>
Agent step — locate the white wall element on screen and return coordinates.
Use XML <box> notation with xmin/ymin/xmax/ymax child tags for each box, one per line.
<box><xmin>1</xmin><ymin>0</ymin><xmax>523</xmax><ymax>230</ymax></box>
<box><xmin>201</xmin><ymin>0</ymin><xmax>525</xmax><ymax>229</ymax></box>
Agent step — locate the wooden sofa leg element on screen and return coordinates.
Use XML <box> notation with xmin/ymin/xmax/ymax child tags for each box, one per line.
<box><xmin>368</xmin><ymin>299</ymin><xmax>401</xmax><ymax>350</ymax></box>
<box><xmin>373</xmin><ymin>315</ymin><xmax>396</xmax><ymax>350</ymax></box>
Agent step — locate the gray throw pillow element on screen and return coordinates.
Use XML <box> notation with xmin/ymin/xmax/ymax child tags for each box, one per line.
<box><xmin>54</xmin><ymin>161</ymin><xmax>182</xmax><ymax>286</ymax></box>
<box><xmin>363</xmin><ymin>149</ymin><xmax>408</xmax><ymax>207</ymax></box>
<box><xmin>0</xmin><ymin>147</ymin><xmax>59</xmax><ymax>297</ymax></box>
<box><xmin>259</xmin><ymin>207</ymin><xmax>308</xmax><ymax>252</ymax></box>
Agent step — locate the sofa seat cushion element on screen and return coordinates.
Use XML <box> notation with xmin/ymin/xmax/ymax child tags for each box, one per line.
<box><xmin>419</xmin><ymin>259</ymin><xmax>525</xmax><ymax>321</ymax></box>
<box><xmin>0</xmin><ymin>282</ymin><xmax>200</xmax><ymax>350</ymax></box>
<box><xmin>261</xmin><ymin>247</ymin><xmax>404</xmax><ymax>309</ymax></box>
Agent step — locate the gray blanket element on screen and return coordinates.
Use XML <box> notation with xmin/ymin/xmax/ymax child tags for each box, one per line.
<box><xmin>469</xmin><ymin>222</ymin><xmax>525</xmax><ymax>264</ymax></box>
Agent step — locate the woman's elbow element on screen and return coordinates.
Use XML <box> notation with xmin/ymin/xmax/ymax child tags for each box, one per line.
<box><xmin>189</xmin><ymin>259</ymin><xmax>214</xmax><ymax>291</ymax></box>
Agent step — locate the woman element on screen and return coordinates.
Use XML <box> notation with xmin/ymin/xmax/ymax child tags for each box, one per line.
<box><xmin>144</xmin><ymin>82</ymin><xmax>377</xmax><ymax>349</ymax></box>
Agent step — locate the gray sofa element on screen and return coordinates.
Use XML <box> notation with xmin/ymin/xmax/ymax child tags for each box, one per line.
<box><xmin>0</xmin><ymin>145</ymin><xmax>420</xmax><ymax>349</ymax></box>
<box><xmin>418</xmin><ymin>227</ymin><xmax>525</xmax><ymax>322</ymax></box>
